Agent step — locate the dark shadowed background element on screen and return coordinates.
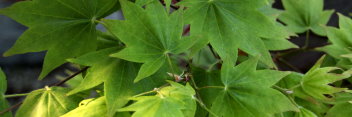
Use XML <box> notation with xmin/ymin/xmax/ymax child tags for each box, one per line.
<box><xmin>0</xmin><ymin>0</ymin><xmax>351</xmax><ymax>111</ymax></box>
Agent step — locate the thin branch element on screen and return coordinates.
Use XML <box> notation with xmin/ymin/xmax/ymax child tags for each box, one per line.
<box><xmin>0</xmin><ymin>67</ymin><xmax>89</xmax><ymax>115</ymax></box>
<box><xmin>277</xmin><ymin>58</ymin><xmax>302</xmax><ymax>73</ymax></box>
<box><xmin>198</xmin><ymin>86</ymin><xmax>225</xmax><ymax>90</ymax></box>
<box><xmin>0</xmin><ymin>102</ymin><xmax>22</xmax><ymax>115</ymax></box>
<box><xmin>51</xmin><ymin>67</ymin><xmax>89</xmax><ymax>86</ymax></box>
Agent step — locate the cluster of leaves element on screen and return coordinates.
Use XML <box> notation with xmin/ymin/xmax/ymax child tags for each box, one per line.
<box><xmin>0</xmin><ymin>0</ymin><xmax>352</xmax><ymax>117</ymax></box>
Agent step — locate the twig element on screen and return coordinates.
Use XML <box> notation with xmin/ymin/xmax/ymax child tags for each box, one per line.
<box><xmin>198</xmin><ymin>86</ymin><xmax>225</xmax><ymax>90</ymax></box>
<box><xmin>51</xmin><ymin>67</ymin><xmax>89</xmax><ymax>86</ymax></box>
<box><xmin>0</xmin><ymin>102</ymin><xmax>22</xmax><ymax>115</ymax></box>
<box><xmin>0</xmin><ymin>67</ymin><xmax>89</xmax><ymax>115</ymax></box>
<box><xmin>277</xmin><ymin>58</ymin><xmax>302</xmax><ymax>73</ymax></box>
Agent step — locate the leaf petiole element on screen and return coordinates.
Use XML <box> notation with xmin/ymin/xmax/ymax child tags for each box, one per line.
<box><xmin>4</xmin><ymin>93</ymin><xmax>29</xmax><ymax>98</ymax></box>
<box><xmin>194</xmin><ymin>98</ymin><xmax>219</xmax><ymax>117</ymax></box>
<box><xmin>197</xmin><ymin>86</ymin><xmax>225</xmax><ymax>90</ymax></box>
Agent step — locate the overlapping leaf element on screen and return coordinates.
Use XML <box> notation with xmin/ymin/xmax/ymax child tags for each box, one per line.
<box><xmin>318</xmin><ymin>14</ymin><xmax>352</xmax><ymax>69</ymax></box>
<box><xmin>211</xmin><ymin>58</ymin><xmax>297</xmax><ymax>117</ymax></box>
<box><xmin>179</xmin><ymin>0</ymin><xmax>292</xmax><ymax>67</ymax></box>
<box><xmin>67</xmin><ymin>47</ymin><xmax>170</xmax><ymax>117</ymax></box>
<box><xmin>279</xmin><ymin>0</ymin><xmax>334</xmax><ymax>36</ymax></box>
<box><xmin>0</xmin><ymin>0</ymin><xmax>119</xmax><ymax>79</ymax></box>
<box><xmin>300</xmin><ymin>56</ymin><xmax>352</xmax><ymax>101</ymax></box>
<box><xmin>259</xmin><ymin>3</ymin><xmax>298</xmax><ymax>50</ymax></box>
<box><xmin>61</xmin><ymin>97</ymin><xmax>130</xmax><ymax>117</ymax></box>
<box><xmin>325</xmin><ymin>93</ymin><xmax>352</xmax><ymax>117</ymax></box>
<box><xmin>119</xmin><ymin>81</ymin><xmax>196</xmax><ymax>117</ymax></box>
<box><xmin>16</xmin><ymin>87</ymin><xmax>82</xmax><ymax>117</ymax></box>
<box><xmin>0</xmin><ymin>68</ymin><xmax>12</xmax><ymax>117</ymax></box>
<box><xmin>104</xmin><ymin>0</ymin><xmax>197</xmax><ymax>82</ymax></box>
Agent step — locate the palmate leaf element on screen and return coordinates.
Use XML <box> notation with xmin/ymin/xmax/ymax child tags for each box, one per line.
<box><xmin>300</xmin><ymin>56</ymin><xmax>352</xmax><ymax>101</ymax></box>
<box><xmin>119</xmin><ymin>81</ymin><xmax>196</xmax><ymax>117</ymax></box>
<box><xmin>279</xmin><ymin>0</ymin><xmax>334</xmax><ymax>36</ymax></box>
<box><xmin>16</xmin><ymin>87</ymin><xmax>82</xmax><ymax>117</ymax></box>
<box><xmin>0</xmin><ymin>0</ymin><xmax>119</xmax><ymax>79</ymax></box>
<box><xmin>104</xmin><ymin>0</ymin><xmax>198</xmax><ymax>82</ymax></box>
<box><xmin>0</xmin><ymin>68</ymin><xmax>12</xmax><ymax>117</ymax></box>
<box><xmin>259</xmin><ymin>3</ymin><xmax>298</xmax><ymax>51</ymax></box>
<box><xmin>178</xmin><ymin>0</ymin><xmax>292</xmax><ymax>67</ymax></box>
<box><xmin>317</xmin><ymin>14</ymin><xmax>352</xmax><ymax>69</ymax></box>
<box><xmin>66</xmin><ymin>47</ymin><xmax>170</xmax><ymax>117</ymax></box>
<box><xmin>61</xmin><ymin>97</ymin><xmax>131</xmax><ymax>117</ymax></box>
<box><xmin>325</xmin><ymin>93</ymin><xmax>352</xmax><ymax>117</ymax></box>
<box><xmin>211</xmin><ymin>57</ymin><xmax>298</xmax><ymax>117</ymax></box>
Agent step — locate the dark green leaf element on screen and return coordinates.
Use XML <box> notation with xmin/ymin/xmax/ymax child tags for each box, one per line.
<box><xmin>0</xmin><ymin>0</ymin><xmax>119</xmax><ymax>79</ymax></box>
<box><xmin>179</xmin><ymin>0</ymin><xmax>291</xmax><ymax>67</ymax></box>
<box><xmin>211</xmin><ymin>58</ymin><xmax>298</xmax><ymax>117</ymax></box>
<box><xmin>105</xmin><ymin>0</ymin><xmax>198</xmax><ymax>82</ymax></box>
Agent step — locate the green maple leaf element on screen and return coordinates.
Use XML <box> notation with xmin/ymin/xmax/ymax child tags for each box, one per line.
<box><xmin>318</xmin><ymin>14</ymin><xmax>352</xmax><ymax>69</ymax></box>
<box><xmin>0</xmin><ymin>68</ymin><xmax>12</xmax><ymax>117</ymax></box>
<box><xmin>178</xmin><ymin>0</ymin><xmax>291</xmax><ymax>67</ymax></box>
<box><xmin>66</xmin><ymin>47</ymin><xmax>170</xmax><ymax>117</ymax></box>
<box><xmin>325</xmin><ymin>93</ymin><xmax>352</xmax><ymax>117</ymax></box>
<box><xmin>104</xmin><ymin>0</ymin><xmax>198</xmax><ymax>82</ymax></box>
<box><xmin>16</xmin><ymin>86</ymin><xmax>82</xmax><ymax>117</ymax></box>
<box><xmin>0</xmin><ymin>0</ymin><xmax>119</xmax><ymax>79</ymax></box>
<box><xmin>61</xmin><ymin>97</ymin><xmax>131</xmax><ymax>117</ymax></box>
<box><xmin>279</xmin><ymin>0</ymin><xmax>334</xmax><ymax>36</ymax></box>
<box><xmin>119</xmin><ymin>81</ymin><xmax>197</xmax><ymax>117</ymax></box>
<box><xmin>294</xmin><ymin>107</ymin><xmax>317</xmax><ymax>117</ymax></box>
<box><xmin>299</xmin><ymin>56</ymin><xmax>352</xmax><ymax>101</ymax></box>
<box><xmin>211</xmin><ymin>57</ymin><xmax>298</xmax><ymax>117</ymax></box>
<box><xmin>259</xmin><ymin>3</ymin><xmax>298</xmax><ymax>51</ymax></box>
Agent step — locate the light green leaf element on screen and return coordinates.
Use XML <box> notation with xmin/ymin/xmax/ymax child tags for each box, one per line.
<box><xmin>279</xmin><ymin>0</ymin><xmax>333</xmax><ymax>36</ymax></box>
<box><xmin>61</xmin><ymin>97</ymin><xmax>107</xmax><ymax>117</ymax></box>
<box><xmin>119</xmin><ymin>81</ymin><xmax>196</xmax><ymax>117</ymax></box>
<box><xmin>0</xmin><ymin>0</ymin><xmax>119</xmax><ymax>79</ymax></box>
<box><xmin>16</xmin><ymin>87</ymin><xmax>82</xmax><ymax>117</ymax></box>
<box><xmin>179</xmin><ymin>0</ymin><xmax>290</xmax><ymax>67</ymax></box>
<box><xmin>67</xmin><ymin>47</ymin><xmax>121</xmax><ymax>96</ymax></box>
<box><xmin>294</xmin><ymin>107</ymin><xmax>317</xmax><ymax>117</ymax></box>
<box><xmin>325</xmin><ymin>93</ymin><xmax>352</xmax><ymax>117</ymax></box>
<box><xmin>104</xmin><ymin>61</ymin><xmax>138</xmax><ymax>117</ymax></box>
<box><xmin>105</xmin><ymin>0</ymin><xmax>197</xmax><ymax>82</ymax></box>
<box><xmin>0</xmin><ymin>68</ymin><xmax>12</xmax><ymax>117</ymax></box>
<box><xmin>259</xmin><ymin>4</ymin><xmax>298</xmax><ymax>50</ymax></box>
<box><xmin>67</xmin><ymin>47</ymin><xmax>171</xmax><ymax>116</ymax></box>
<box><xmin>300</xmin><ymin>56</ymin><xmax>352</xmax><ymax>101</ymax></box>
<box><xmin>317</xmin><ymin>14</ymin><xmax>352</xmax><ymax>69</ymax></box>
<box><xmin>211</xmin><ymin>57</ymin><xmax>298</xmax><ymax>117</ymax></box>
<box><xmin>61</xmin><ymin>97</ymin><xmax>130</xmax><ymax>117</ymax></box>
